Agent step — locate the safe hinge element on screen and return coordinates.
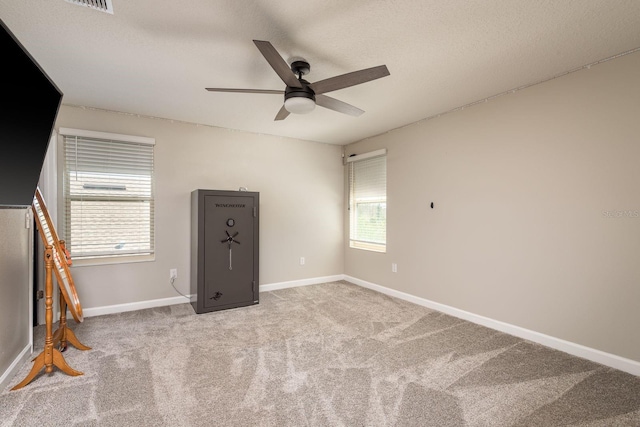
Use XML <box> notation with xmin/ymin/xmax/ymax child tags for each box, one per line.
<box><xmin>253</xmin><ymin>207</ymin><xmax>257</xmax><ymax>217</ymax></box>
<box><xmin>36</xmin><ymin>290</ymin><xmax>44</xmax><ymax>300</ymax></box>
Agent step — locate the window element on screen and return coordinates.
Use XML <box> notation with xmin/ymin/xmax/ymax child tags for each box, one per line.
<box><xmin>60</xmin><ymin>128</ymin><xmax>155</xmax><ymax>261</ymax></box>
<box><xmin>348</xmin><ymin>149</ymin><xmax>387</xmax><ymax>252</ymax></box>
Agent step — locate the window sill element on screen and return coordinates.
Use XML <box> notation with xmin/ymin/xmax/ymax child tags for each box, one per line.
<box><xmin>70</xmin><ymin>253</ymin><xmax>155</xmax><ymax>267</ymax></box>
<box><xmin>349</xmin><ymin>241</ymin><xmax>386</xmax><ymax>253</ymax></box>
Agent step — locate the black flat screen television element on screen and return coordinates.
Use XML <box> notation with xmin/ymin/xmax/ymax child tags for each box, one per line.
<box><xmin>0</xmin><ymin>19</ymin><xmax>63</xmax><ymax>207</ymax></box>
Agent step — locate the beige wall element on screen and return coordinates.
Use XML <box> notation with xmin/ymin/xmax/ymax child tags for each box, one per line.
<box><xmin>0</xmin><ymin>208</ymin><xmax>31</xmax><ymax>389</ymax></box>
<box><xmin>55</xmin><ymin>106</ymin><xmax>344</xmax><ymax>309</ymax></box>
<box><xmin>345</xmin><ymin>51</ymin><xmax>640</xmax><ymax>363</ymax></box>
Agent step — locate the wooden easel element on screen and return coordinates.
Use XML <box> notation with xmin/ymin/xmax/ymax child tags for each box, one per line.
<box><xmin>11</xmin><ymin>188</ymin><xmax>91</xmax><ymax>390</ymax></box>
<box><xmin>11</xmin><ymin>246</ymin><xmax>83</xmax><ymax>390</ymax></box>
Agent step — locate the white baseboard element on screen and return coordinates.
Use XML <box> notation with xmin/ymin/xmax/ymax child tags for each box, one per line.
<box><xmin>0</xmin><ymin>343</ymin><xmax>32</xmax><ymax>390</ymax></box>
<box><xmin>82</xmin><ymin>295</ymin><xmax>192</xmax><ymax>318</ymax></box>
<box><xmin>344</xmin><ymin>275</ymin><xmax>640</xmax><ymax>377</ymax></box>
<box><xmin>81</xmin><ymin>274</ymin><xmax>345</xmax><ymax>317</ymax></box>
<box><xmin>259</xmin><ymin>275</ymin><xmax>345</xmax><ymax>292</ymax></box>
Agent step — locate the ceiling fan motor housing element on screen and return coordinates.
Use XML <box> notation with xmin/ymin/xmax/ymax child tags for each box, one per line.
<box><xmin>284</xmin><ymin>79</ymin><xmax>316</xmax><ymax>102</ymax></box>
<box><xmin>284</xmin><ymin>79</ymin><xmax>316</xmax><ymax>114</ymax></box>
<box><xmin>287</xmin><ymin>59</ymin><xmax>314</xmax><ymax>103</ymax></box>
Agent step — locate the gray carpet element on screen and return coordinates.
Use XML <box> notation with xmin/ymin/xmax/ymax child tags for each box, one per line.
<box><xmin>2</xmin><ymin>281</ymin><xmax>639</xmax><ymax>426</ymax></box>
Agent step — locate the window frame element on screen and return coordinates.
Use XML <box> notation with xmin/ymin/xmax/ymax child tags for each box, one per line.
<box><xmin>59</xmin><ymin>128</ymin><xmax>155</xmax><ymax>266</ymax></box>
<box><xmin>347</xmin><ymin>149</ymin><xmax>387</xmax><ymax>253</ymax></box>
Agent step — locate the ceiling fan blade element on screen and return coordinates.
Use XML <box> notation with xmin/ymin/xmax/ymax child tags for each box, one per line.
<box><xmin>253</xmin><ymin>40</ymin><xmax>302</xmax><ymax>89</ymax></box>
<box><xmin>315</xmin><ymin>95</ymin><xmax>364</xmax><ymax>117</ymax></box>
<box><xmin>205</xmin><ymin>88</ymin><xmax>283</xmax><ymax>94</ymax></box>
<box><xmin>274</xmin><ymin>105</ymin><xmax>290</xmax><ymax>121</ymax></box>
<box><xmin>309</xmin><ymin>65</ymin><xmax>390</xmax><ymax>95</ymax></box>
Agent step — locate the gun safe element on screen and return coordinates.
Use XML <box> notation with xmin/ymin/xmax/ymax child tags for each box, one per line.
<box><xmin>190</xmin><ymin>189</ymin><xmax>259</xmax><ymax>314</ymax></box>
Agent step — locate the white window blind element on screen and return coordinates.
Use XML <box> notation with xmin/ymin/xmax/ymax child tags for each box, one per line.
<box><xmin>349</xmin><ymin>151</ymin><xmax>386</xmax><ymax>252</ymax></box>
<box><xmin>61</xmin><ymin>129</ymin><xmax>155</xmax><ymax>259</ymax></box>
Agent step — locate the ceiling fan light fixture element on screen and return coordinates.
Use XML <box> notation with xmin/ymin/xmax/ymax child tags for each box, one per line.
<box><xmin>284</xmin><ymin>96</ymin><xmax>316</xmax><ymax>114</ymax></box>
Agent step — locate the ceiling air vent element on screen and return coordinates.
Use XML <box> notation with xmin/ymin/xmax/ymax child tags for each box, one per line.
<box><xmin>65</xmin><ymin>0</ymin><xmax>114</xmax><ymax>14</ymax></box>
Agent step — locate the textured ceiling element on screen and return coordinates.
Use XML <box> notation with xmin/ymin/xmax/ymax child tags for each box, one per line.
<box><xmin>2</xmin><ymin>1</ymin><xmax>640</xmax><ymax>145</ymax></box>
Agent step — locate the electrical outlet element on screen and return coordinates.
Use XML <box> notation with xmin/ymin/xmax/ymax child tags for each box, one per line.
<box><xmin>170</xmin><ymin>268</ymin><xmax>177</xmax><ymax>280</ymax></box>
<box><xmin>392</xmin><ymin>263</ymin><xmax>398</xmax><ymax>273</ymax></box>
<box><xmin>300</xmin><ymin>257</ymin><xmax>305</xmax><ymax>266</ymax></box>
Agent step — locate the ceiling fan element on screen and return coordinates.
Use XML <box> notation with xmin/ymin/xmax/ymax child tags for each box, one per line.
<box><xmin>206</xmin><ymin>40</ymin><xmax>390</xmax><ymax>121</ymax></box>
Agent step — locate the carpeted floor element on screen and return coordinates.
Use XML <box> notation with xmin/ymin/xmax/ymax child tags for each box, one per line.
<box><xmin>2</xmin><ymin>281</ymin><xmax>640</xmax><ymax>426</ymax></box>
